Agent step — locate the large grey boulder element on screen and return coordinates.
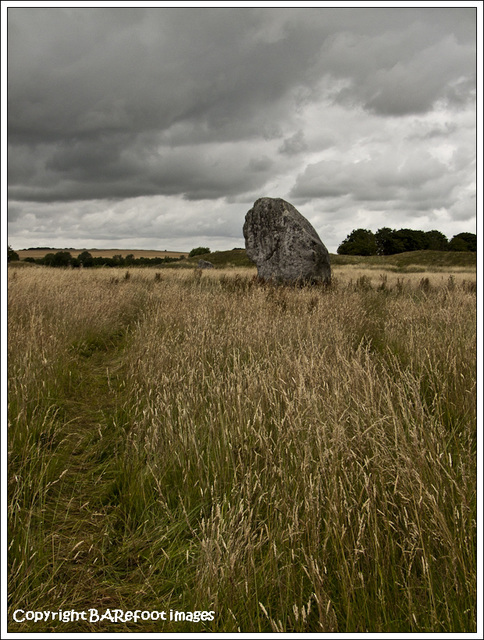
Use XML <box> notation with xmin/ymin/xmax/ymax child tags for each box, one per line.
<box><xmin>243</xmin><ymin>197</ymin><xmax>331</xmax><ymax>284</ymax></box>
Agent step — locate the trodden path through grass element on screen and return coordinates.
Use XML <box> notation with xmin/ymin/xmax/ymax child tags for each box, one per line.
<box><xmin>7</xmin><ymin>273</ymin><xmax>205</xmax><ymax>633</ymax></box>
<box><xmin>9</xmin><ymin>327</ymin><xmax>143</xmax><ymax>632</ymax></box>
<box><xmin>10</xmin><ymin>324</ymin><xmax>208</xmax><ymax>632</ymax></box>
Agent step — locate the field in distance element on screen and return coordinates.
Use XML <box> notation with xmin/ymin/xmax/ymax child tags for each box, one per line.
<box><xmin>13</xmin><ymin>247</ymin><xmax>477</xmax><ymax>273</ymax></box>
<box><xmin>17</xmin><ymin>248</ymin><xmax>188</xmax><ymax>260</ymax></box>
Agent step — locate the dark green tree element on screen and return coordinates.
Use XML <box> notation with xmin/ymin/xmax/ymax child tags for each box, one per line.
<box><xmin>392</xmin><ymin>229</ymin><xmax>427</xmax><ymax>252</ymax></box>
<box><xmin>49</xmin><ymin>251</ymin><xmax>72</xmax><ymax>267</ymax></box>
<box><xmin>424</xmin><ymin>230</ymin><xmax>449</xmax><ymax>251</ymax></box>
<box><xmin>448</xmin><ymin>232</ymin><xmax>477</xmax><ymax>252</ymax></box>
<box><xmin>189</xmin><ymin>247</ymin><xmax>211</xmax><ymax>257</ymax></box>
<box><xmin>375</xmin><ymin>228</ymin><xmax>425</xmax><ymax>255</ymax></box>
<box><xmin>7</xmin><ymin>245</ymin><xmax>19</xmax><ymax>262</ymax></box>
<box><xmin>42</xmin><ymin>253</ymin><xmax>56</xmax><ymax>266</ymax></box>
<box><xmin>111</xmin><ymin>254</ymin><xmax>125</xmax><ymax>266</ymax></box>
<box><xmin>78</xmin><ymin>251</ymin><xmax>94</xmax><ymax>267</ymax></box>
<box><xmin>375</xmin><ymin>227</ymin><xmax>399</xmax><ymax>255</ymax></box>
<box><xmin>337</xmin><ymin>229</ymin><xmax>377</xmax><ymax>256</ymax></box>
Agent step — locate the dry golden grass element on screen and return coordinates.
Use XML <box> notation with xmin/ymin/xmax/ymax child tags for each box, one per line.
<box><xmin>8</xmin><ymin>265</ymin><xmax>477</xmax><ymax>632</ymax></box>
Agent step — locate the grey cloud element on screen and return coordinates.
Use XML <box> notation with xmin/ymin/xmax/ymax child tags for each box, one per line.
<box><xmin>6</xmin><ymin>7</ymin><xmax>476</xmax><ymax>251</ymax></box>
<box><xmin>279</xmin><ymin>130</ymin><xmax>308</xmax><ymax>156</ymax></box>
<box><xmin>316</xmin><ymin>21</ymin><xmax>475</xmax><ymax>116</ymax></box>
<box><xmin>8</xmin><ymin>8</ymin><xmax>322</xmax><ymax>143</ymax></box>
<box><xmin>413</xmin><ymin>122</ymin><xmax>458</xmax><ymax>140</ymax></box>
<box><xmin>449</xmin><ymin>194</ymin><xmax>476</xmax><ymax>222</ymax></box>
<box><xmin>247</xmin><ymin>156</ymin><xmax>274</xmax><ymax>172</ymax></box>
<box><xmin>8</xmin><ymin>8</ymin><xmax>330</xmax><ymax>204</ymax></box>
<box><xmin>7</xmin><ymin>195</ymin><xmax>249</xmax><ymax>252</ymax></box>
<box><xmin>290</xmin><ymin>149</ymin><xmax>464</xmax><ymax>210</ymax></box>
<box><xmin>364</xmin><ymin>36</ymin><xmax>475</xmax><ymax>116</ymax></box>
<box><xmin>9</xmin><ymin>8</ymin><xmax>475</xmax><ymax>143</ymax></box>
<box><xmin>9</xmin><ymin>134</ymin><xmax>274</xmax><ymax>202</ymax></box>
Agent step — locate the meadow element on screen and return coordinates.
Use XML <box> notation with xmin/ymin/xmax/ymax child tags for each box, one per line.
<box><xmin>7</xmin><ymin>260</ymin><xmax>477</xmax><ymax>632</ymax></box>
<box><xmin>16</xmin><ymin>248</ymin><xmax>188</xmax><ymax>260</ymax></box>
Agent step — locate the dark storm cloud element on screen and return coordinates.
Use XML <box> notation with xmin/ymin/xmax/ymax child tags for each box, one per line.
<box><xmin>8</xmin><ymin>132</ymin><xmax>275</xmax><ymax>202</ymax></box>
<box><xmin>6</xmin><ymin>5</ymin><xmax>477</xmax><ymax>251</ymax></box>
<box><xmin>8</xmin><ymin>8</ymin><xmax>323</xmax><ymax>143</ymax></box>
<box><xmin>8</xmin><ymin>7</ymin><xmax>475</xmax><ymax>200</ymax></box>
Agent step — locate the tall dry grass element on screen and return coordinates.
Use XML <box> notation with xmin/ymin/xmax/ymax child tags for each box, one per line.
<box><xmin>7</xmin><ymin>265</ymin><xmax>477</xmax><ymax>632</ymax></box>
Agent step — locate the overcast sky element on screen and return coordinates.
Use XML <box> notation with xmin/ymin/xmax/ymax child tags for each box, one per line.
<box><xmin>5</xmin><ymin>3</ymin><xmax>478</xmax><ymax>253</ymax></box>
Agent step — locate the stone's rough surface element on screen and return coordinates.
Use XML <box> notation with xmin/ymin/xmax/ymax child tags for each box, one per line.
<box><xmin>197</xmin><ymin>259</ymin><xmax>214</xmax><ymax>269</ymax></box>
<box><xmin>243</xmin><ymin>197</ymin><xmax>331</xmax><ymax>284</ymax></box>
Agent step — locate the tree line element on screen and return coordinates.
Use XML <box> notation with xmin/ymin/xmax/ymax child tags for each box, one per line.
<box><xmin>337</xmin><ymin>228</ymin><xmax>477</xmax><ymax>256</ymax></box>
<box><xmin>15</xmin><ymin>250</ymin><xmax>185</xmax><ymax>268</ymax></box>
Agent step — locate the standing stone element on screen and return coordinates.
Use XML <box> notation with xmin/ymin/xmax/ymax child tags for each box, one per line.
<box><xmin>243</xmin><ymin>197</ymin><xmax>331</xmax><ymax>284</ymax></box>
<box><xmin>197</xmin><ymin>259</ymin><xmax>214</xmax><ymax>269</ymax></box>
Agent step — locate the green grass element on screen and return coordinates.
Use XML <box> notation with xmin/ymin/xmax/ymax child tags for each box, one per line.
<box><xmin>180</xmin><ymin>248</ymin><xmax>477</xmax><ymax>271</ymax></box>
<box><xmin>184</xmin><ymin>248</ymin><xmax>254</xmax><ymax>268</ymax></box>
<box><xmin>177</xmin><ymin>248</ymin><xmax>477</xmax><ymax>272</ymax></box>
<box><xmin>8</xmin><ymin>265</ymin><xmax>477</xmax><ymax>632</ymax></box>
<box><xmin>330</xmin><ymin>250</ymin><xmax>477</xmax><ymax>270</ymax></box>
<box><xmin>11</xmin><ymin>248</ymin><xmax>477</xmax><ymax>272</ymax></box>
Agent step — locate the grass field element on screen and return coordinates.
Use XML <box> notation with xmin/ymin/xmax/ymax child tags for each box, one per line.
<box><xmin>15</xmin><ymin>247</ymin><xmax>478</xmax><ymax>271</ymax></box>
<box><xmin>7</xmin><ymin>262</ymin><xmax>477</xmax><ymax>632</ymax></box>
<box><xmin>177</xmin><ymin>248</ymin><xmax>478</xmax><ymax>271</ymax></box>
<box><xmin>16</xmin><ymin>248</ymin><xmax>188</xmax><ymax>260</ymax></box>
